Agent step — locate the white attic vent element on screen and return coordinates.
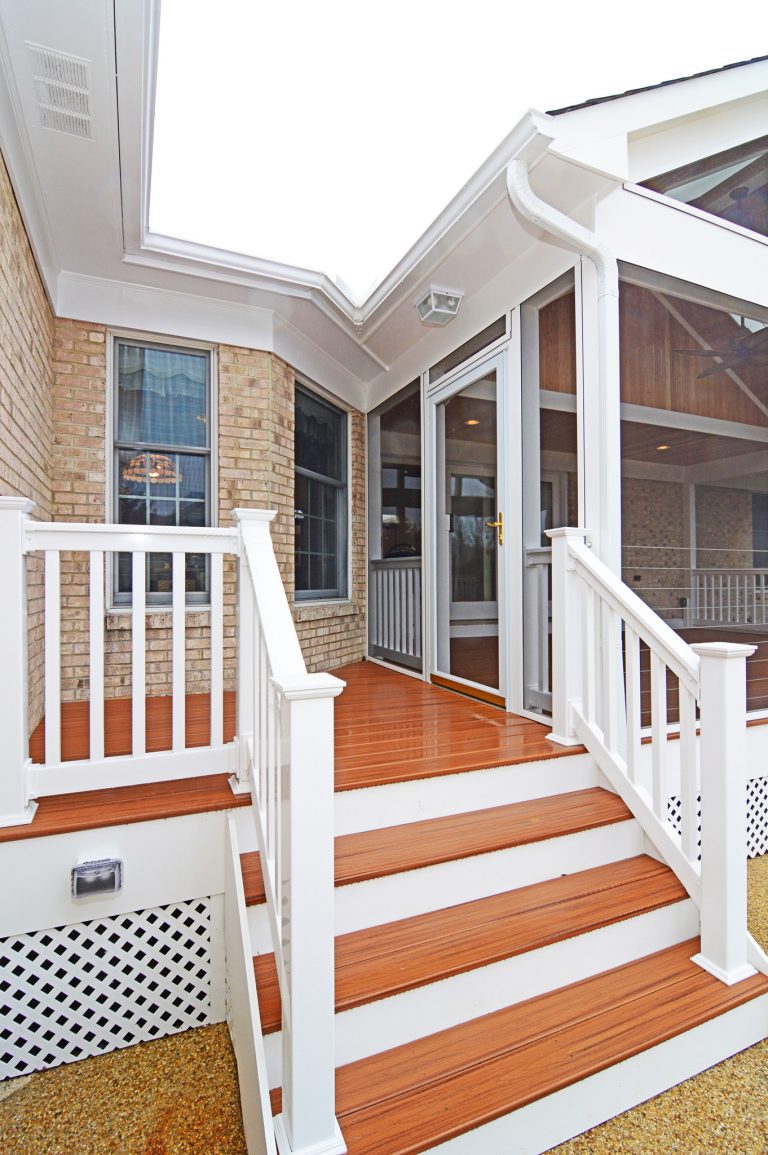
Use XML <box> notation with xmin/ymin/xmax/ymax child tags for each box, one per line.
<box><xmin>26</xmin><ymin>42</ymin><xmax>93</xmax><ymax>139</ymax></box>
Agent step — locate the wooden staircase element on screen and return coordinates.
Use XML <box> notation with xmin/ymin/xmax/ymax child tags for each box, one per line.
<box><xmin>222</xmin><ymin>662</ymin><xmax>768</xmax><ymax>1153</ymax></box>
<box><xmin>237</xmin><ymin>740</ymin><xmax>768</xmax><ymax>1154</ymax></box>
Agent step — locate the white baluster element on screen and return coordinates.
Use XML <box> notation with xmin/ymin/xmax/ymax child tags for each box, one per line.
<box><xmin>691</xmin><ymin>642</ymin><xmax>756</xmax><ymax>985</ymax></box>
<box><xmin>210</xmin><ymin>552</ymin><xmax>224</xmax><ymax>747</ymax></box>
<box><xmin>44</xmin><ymin>550</ymin><xmax>61</xmax><ymax>767</ymax></box>
<box><xmin>89</xmin><ymin>551</ymin><xmax>105</xmax><ymax>762</ymax></box>
<box><xmin>678</xmin><ymin>683</ymin><xmax>698</xmax><ymax>863</ymax></box>
<box><xmin>131</xmin><ymin>551</ymin><xmax>146</xmax><ymax>756</ymax></box>
<box><xmin>172</xmin><ymin>551</ymin><xmax>186</xmax><ymax>752</ymax></box>
<box><xmin>624</xmin><ymin>625</ymin><xmax>640</xmax><ymax>786</ymax></box>
<box><xmin>235</xmin><ymin>546</ymin><xmax>255</xmax><ymax>791</ymax></box>
<box><xmin>650</xmin><ymin>652</ymin><xmax>667</xmax><ymax>817</ymax></box>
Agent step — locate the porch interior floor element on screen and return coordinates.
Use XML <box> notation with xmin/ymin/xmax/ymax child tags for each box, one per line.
<box><xmin>11</xmin><ymin>660</ymin><xmax>578</xmax><ymax>840</ymax></box>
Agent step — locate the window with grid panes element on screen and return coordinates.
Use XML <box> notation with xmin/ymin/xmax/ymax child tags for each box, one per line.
<box><xmin>113</xmin><ymin>338</ymin><xmax>212</xmax><ymax>604</ymax></box>
<box><xmin>294</xmin><ymin>385</ymin><xmax>348</xmax><ymax>599</ymax></box>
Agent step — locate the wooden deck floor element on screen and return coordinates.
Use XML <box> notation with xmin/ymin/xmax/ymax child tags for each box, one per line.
<box><xmin>333</xmin><ymin>662</ymin><xmax>580</xmax><ymax>790</ymax></box>
<box><xmin>13</xmin><ymin>661</ymin><xmax>579</xmax><ymax>840</ymax></box>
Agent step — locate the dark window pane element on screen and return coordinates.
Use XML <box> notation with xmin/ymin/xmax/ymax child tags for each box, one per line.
<box><xmin>179</xmin><ymin>454</ymin><xmax>206</xmax><ymax>500</ymax></box>
<box><xmin>118</xmin><ymin>497</ymin><xmax>147</xmax><ymax>525</ymax></box>
<box><xmin>180</xmin><ymin>501</ymin><xmax>206</xmax><ymax>527</ymax></box>
<box><xmin>148</xmin><ymin>553</ymin><xmax>173</xmax><ymax>593</ymax></box>
<box><xmin>117</xmin><ymin>344</ymin><xmax>208</xmax><ymax>447</ymax></box>
<box><xmin>295</xmin><ymin>388</ymin><xmax>343</xmax><ymax>480</ymax></box>
<box><xmin>149</xmin><ymin>499</ymin><xmax>177</xmax><ymax>526</ymax></box>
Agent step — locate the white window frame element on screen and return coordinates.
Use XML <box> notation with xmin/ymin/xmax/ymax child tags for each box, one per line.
<box><xmin>106</xmin><ymin>329</ymin><xmax>217</xmax><ymax>610</ymax></box>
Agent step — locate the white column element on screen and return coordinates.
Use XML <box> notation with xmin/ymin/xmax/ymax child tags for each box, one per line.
<box><xmin>578</xmin><ymin>257</ymin><xmax>622</xmax><ymax>574</ymax></box>
<box><xmin>0</xmin><ymin>497</ymin><xmax>37</xmax><ymax>825</ymax></box>
<box><xmin>691</xmin><ymin>642</ymin><xmax>756</xmax><ymax>985</ymax></box>
<box><xmin>273</xmin><ymin>673</ymin><xmax>347</xmax><ymax>1155</ymax></box>
<box><xmin>547</xmin><ymin>527</ymin><xmax>587</xmax><ymax>746</ymax></box>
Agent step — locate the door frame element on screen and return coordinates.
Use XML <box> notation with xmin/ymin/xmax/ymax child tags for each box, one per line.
<box><xmin>424</xmin><ymin>348</ymin><xmax>512</xmax><ymax>705</ymax></box>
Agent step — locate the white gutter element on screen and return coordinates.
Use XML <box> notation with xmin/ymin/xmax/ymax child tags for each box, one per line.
<box><xmin>506</xmin><ymin>150</ymin><xmax>622</xmax><ymax>573</ymax></box>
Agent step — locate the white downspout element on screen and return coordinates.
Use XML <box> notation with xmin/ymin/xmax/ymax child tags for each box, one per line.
<box><xmin>506</xmin><ymin>155</ymin><xmax>622</xmax><ymax>574</ymax></box>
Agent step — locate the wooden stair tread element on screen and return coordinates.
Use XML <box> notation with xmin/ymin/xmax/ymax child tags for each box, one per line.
<box><xmin>0</xmin><ymin>774</ymin><xmax>249</xmax><ymax>843</ymax></box>
<box><xmin>240</xmin><ymin>788</ymin><xmax>631</xmax><ymax>905</ymax></box>
<box><xmin>330</xmin><ymin>940</ymin><xmax>768</xmax><ymax>1154</ymax></box>
<box><xmin>253</xmin><ymin>855</ymin><xmax>687</xmax><ymax>1033</ymax></box>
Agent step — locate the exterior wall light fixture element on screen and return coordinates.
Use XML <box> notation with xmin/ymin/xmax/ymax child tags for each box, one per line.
<box><xmin>415</xmin><ymin>287</ymin><xmax>464</xmax><ymax>326</ymax></box>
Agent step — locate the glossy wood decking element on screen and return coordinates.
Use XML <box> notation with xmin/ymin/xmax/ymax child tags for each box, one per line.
<box><xmin>326</xmin><ymin>941</ymin><xmax>768</xmax><ymax>1154</ymax></box>
<box><xmin>333</xmin><ymin>661</ymin><xmax>582</xmax><ymax>790</ymax></box>
<box><xmin>252</xmin><ymin>855</ymin><xmax>687</xmax><ymax>1034</ymax></box>
<box><xmin>16</xmin><ymin>662</ymin><xmax>582</xmax><ymax>840</ymax></box>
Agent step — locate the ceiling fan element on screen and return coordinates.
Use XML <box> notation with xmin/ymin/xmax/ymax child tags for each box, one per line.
<box><xmin>675</xmin><ymin>323</ymin><xmax>768</xmax><ymax>379</ymax></box>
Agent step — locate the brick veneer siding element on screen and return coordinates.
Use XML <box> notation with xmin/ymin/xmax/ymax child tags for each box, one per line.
<box><xmin>50</xmin><ymin>329</ymin><xmax>366</xmax><ymax>701</ymax></box>
<box><xmin>0</xmin><ymin>151</ymin><xmax>54</xmax><ymax>727</ymax></box>
<box><xmin>621</xmin><ymin>477</ymin><xmax>688</xmax><ymax>621</ymax></box>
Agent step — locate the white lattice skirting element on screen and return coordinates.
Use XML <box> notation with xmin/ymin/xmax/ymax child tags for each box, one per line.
<box><xmin>0</xmin><ymin>898</ymin><xmax>213</xmax><ymax>1079</ymax></box>
<box><xmin>667</xmin><ymin>776</ymin><xmax>768</xmax><ymax>860</ymax></box>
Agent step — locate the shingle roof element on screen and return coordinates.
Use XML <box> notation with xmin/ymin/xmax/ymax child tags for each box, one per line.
<box><xmin>546</xmin><ymin>55</ymin><xmax>768</xmax><ymax>116</ymax></box>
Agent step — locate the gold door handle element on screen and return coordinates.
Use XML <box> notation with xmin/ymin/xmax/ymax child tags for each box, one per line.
<box><xmin>485</xmin><ymin>511</ymin><xmax>503</xmax><ymax>545</ymax></box>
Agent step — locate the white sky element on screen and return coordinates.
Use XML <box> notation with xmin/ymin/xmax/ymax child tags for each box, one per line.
<box><xmin>150</xmin><ymin>1</ymin><xmax>767</xmax><ymax>304</ymax></box>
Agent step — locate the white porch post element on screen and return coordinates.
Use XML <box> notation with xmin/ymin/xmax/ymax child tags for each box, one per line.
<box><xmin>273</xmin><ymin>673</ymin><xmax>346</xmax><ymax>1155</ymax></box>
<box><xmin>691</xmin><ymin>641</ymin><xmax>756</xmax><ymax>985</ymax></box>
<box><xmin>578</xmin><ymin>257</ymin><xmax>622</xmax><ymax>574</ymax></box>
<box><xmin>0</xmin><ymin>497</ymin><xmax>37</xmax><ymax>825</ymax></box>
<box><xmin>547</xmin><ymin>527</ymin><xmax>587</xmax><ymax>746</ymax></box>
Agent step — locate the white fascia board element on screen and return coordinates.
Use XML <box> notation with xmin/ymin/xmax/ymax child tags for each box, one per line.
<box><xmin>56</xmin><ymin>270</ymin><xmax>275</xmax><ymax>351</ymax></box>
<box><xmin>0</xmin><ymin>11</ymin><xmax>60</xmax><ymax>302</ymax></box>
<box><xmin>547</xmin><ymin>133</ymin><xmax>629</xmax><ymax>182</ymax></box>
<box><xmin>549</xmin><ymin>58</ymin><xmax>768</xmax><ymax>144</ymax></box>
<box><xmin>114</xmin><ymin>0</ymin><xmax>159</xmax><ymax>254</ymax></box>
<box><xmin>628</xmin><ymin>92</ymin><xmax>768</xmax><ymax>184</ymax></box>
<box><xmin>595</xmin><ymin>186</ymin><xmax>768</xmax><ymax>311</ymax></box>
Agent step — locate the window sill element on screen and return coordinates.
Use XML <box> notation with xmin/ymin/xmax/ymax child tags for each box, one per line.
<box><xmin>106</xmin><ymin>607</ymin><xmax>212</xmax><ymax>631</ymax></box>
<box><xmin>292</xmin><ymin>600</ymin><xmax>361</xmax><ymax>621</ymax></box>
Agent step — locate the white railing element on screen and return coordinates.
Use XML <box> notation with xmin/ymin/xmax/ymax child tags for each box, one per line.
<box><xmin>235</xmin><ymin>509</ymin><xmax>345</xmax><ymax>1155</ymax></box>
<box><xmin>369</xmin><ymin>556</ymin><xmax>422</xmax><ymax>668</ymax></box>
<box><xmin>0</xmin><ymin>497</ymin><xmax>240</xmax><ymax>818</ymax></box>
<box><xmin>549</xmin><ymin>527</ymin><xmax>759</xmax><ymax>986</ymax></box>
<box><xmin>523</xmin><ymin>546</ymin><xmax>552</xmax><ymax>711</ymax></box>
<box><xmin>693</xmin><ymin>568</ymin><xmax>768</xmax><ymax>627</ymax></box>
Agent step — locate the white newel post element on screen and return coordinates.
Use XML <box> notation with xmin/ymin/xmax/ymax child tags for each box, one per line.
<box><xmin>547</xmin><ymin>528</ymin><xmax>587</xmax><ymax>746</ymax></box>
<box><xmin>691</xmin><ymin>642</ymin><xmax>756</xmax><ymax>985</ymax></box>
<box><xmin>274</xmin><ymin>673</ymin><xmax>346</xmax><ymax>1155</ymax></box>
<box><xmin>0</xmin><ymin>497</ymin><xmax>37</xmax><ymax>825</ymax></box>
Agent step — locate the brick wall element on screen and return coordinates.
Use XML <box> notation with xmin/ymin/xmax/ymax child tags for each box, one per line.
<box><xmin>696</xmin><ymin>486</ymin><xmax>752</xmax><ymax>569</ymax></box>
<box><xmin>621</xmin><ymin>477</ymin><xmax>688</xmax><ymax>620</ymax></box>
<box><xmin>50</xmin><ymin>330</ymin><xmax>366</xmax><ymax>702</ymax></box>
<box><xmin>0</xmin><ymin>151</ymin><xmax>54</xmax><ymax>727</ymax></box>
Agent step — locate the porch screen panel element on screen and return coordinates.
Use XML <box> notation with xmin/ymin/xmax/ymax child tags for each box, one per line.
<box><xmin>618</xmin><ymin>277</ymin><xmax>768</xmax><ymax>714</ymax></box>
<box><xmin>521</xmin><ymin>276</ymin><xmax>578</xmax><ymax>716</ymax></box>
<box><xmin>367</xmin><ymin>380</ymin><xmax>423</xmax><ymax>670</ymax></box>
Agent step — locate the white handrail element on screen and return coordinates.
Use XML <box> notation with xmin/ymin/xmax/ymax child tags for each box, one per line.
<box><xmin>233</xmin><ymin>508</ymin><xmax>346</xmax><ymax>1155</ymax></box>
<box><xmin>549</xmin><ymin>527</ymin><xmax>758</xmax><ymax>987</ymax></box>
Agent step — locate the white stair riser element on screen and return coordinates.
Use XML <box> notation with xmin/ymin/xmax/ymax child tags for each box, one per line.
<box><xmin>424</xmin><ymin>991</ymin><xmax>768</xmax><ymax>1154</ymax></box>
<box><xmin>246</xmin><ymin>821</ymin><xmax>643</xmax><ymax>949</ymax></box>
<box><xmin>334</xmin><ymin>820</ymin><xmax>642</xmax><ymax>935</ymax></box>
<box><xmin>335</xmin><ymin>752</ymin><xmax>600</xmax><ymax>836</ymax></box>
<box><xmin>262</xmin><ymin>898</ymin><xmax>698</xmax><ymax>1087</ymax></box>
<box><xmin>232</xmin><ymin>804</ymin><xmax>259</xmax><ymax>853</ymax></box>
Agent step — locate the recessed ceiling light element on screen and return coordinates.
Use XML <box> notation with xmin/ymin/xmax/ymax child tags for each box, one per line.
<box><xmin>656</xmin><ymin>444</ymin><xmax>670</xmax><ymax>451</ymax></box>
<box><xmin>464</xmin><ymin>418</ymin><xmax>480</xmax><ymax>426</ymax></box>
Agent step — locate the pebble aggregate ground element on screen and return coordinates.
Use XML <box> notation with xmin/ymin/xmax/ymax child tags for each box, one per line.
<box><xmin>0</xmin><ymin>858</ymin><xmax>767</xmax><ymax>1154</ymax></box>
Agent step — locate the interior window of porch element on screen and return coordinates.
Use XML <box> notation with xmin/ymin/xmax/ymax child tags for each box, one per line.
<box><xmin>294</xmin><ymin>385</ymin><xmax>348</xmax><ymax>600</ymax></box>
<box><xmin>113</xmin><ymin>338</ymin><xmax>212</xmax><ymax>604</ymax></box>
